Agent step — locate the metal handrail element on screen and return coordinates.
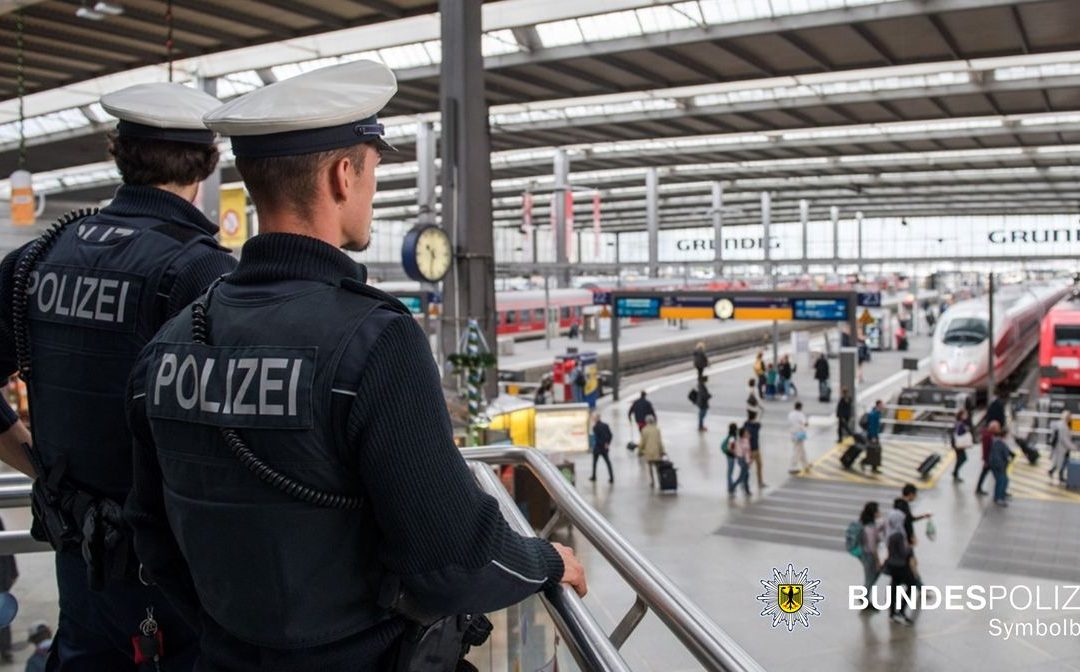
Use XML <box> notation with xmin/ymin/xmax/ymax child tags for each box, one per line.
<box><xmin>462</xmin><ymin>446</ymin><xmax>765</xmax><ymax>672</ymax></box>
<box><xmin>468</xmin><ymin>463</ymin><xmax>630</xmax><ymax>672</ymax></box>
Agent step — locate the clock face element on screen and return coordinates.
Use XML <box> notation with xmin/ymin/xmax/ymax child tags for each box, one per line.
<box><xmin>714</xmin><ymin>298</ymin><xmax>734</xmax><ymax>320</ymax></box>
<box><xmin>415</xmin><ymin>226</ymin><xmax>452</xmax><ymax>282</ymax></box>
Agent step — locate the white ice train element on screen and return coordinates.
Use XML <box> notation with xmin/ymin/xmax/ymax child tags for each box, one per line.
<box><xmin>930</xmin><ymin>283</ymin><xmax>1070</xmax><ymax>390</ymax></box>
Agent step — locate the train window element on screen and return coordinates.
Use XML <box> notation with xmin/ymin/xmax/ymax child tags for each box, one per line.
<box><xmin>561</xmin><ymin>307</ymin><xmax>570</xmax><ymax>319</ymax></box>
<box><xmin>942</xmin><ymin>318</ymin><xmax>988</xmax><ymax>345</ymax></box>
<box><xmin>520</xmin><ymin>310</ymin><xmax>530</xmax><ymax>323</ymax></box>
<box><xmin>1055</xmin><ymin>325</ymin><xmax>1080</xmax><ymax>346</ymax></box>
<box><xmin>535</xmin><ymin>309</ymin><xmax>545</xmax><ymax>321</ymax></box>
<box><xmin>505</xmin><ymin>311</ymin><xmax>516</xmax><ymax>325</ymax></box>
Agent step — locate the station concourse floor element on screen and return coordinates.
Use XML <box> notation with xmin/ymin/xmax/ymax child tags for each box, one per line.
<box><xmin>546</xmin><ymin>333</ymin><xmax>1080</xmax><ymax>672</ymax></box>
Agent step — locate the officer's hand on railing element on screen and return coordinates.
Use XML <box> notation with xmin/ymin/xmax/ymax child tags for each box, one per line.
<box><xmin>552</xmin><ymin>542</ymin><xmax>588</xmax><ymax>597</ymax></box>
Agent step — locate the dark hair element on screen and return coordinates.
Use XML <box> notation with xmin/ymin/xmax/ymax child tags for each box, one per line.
<box><xmin>901</xmin><ymin>483</ymin><xmax>917</xmax><ymax>497</ymax></box>
<box><xmin>236</xmin><ymin>143</ymin><xmax>370</xmax><ymax>218</ymax></box>
<box><xmin>108</xmin><ymin>132</ymin><xmax>219</xmax><ymax>187</ymax></box>
<box><xmin>727</xmin><ymin>422</ymin><xmax>738</xmax><ymax>438</ymax></box>
<box><xmin>739</xmin><ymin>426</ymin><xmax>749</xmax><ymax>437</ymax></box>
<box><xmin>795</xmin><ymin>401</ymin><xmax>803</xmax><ymax>410</ymax></box>
<box><xmin>955</xmin><ymin>408</ymin><xmax>967</xmax><ymax>421</ymax></box>
<box><xmin>893</xmin><ymin>497</ymin><xmax>909</xmax><ymax>512</ymax></box>
<box><xmin>639</xmin><ymin>391</ymin><xmax>647</xmax><ymax>398</ymax></box>
<box><xmin>860</xmin><ymin>501</ymin><xmax>878</xmax><ymax>525</ymax></box>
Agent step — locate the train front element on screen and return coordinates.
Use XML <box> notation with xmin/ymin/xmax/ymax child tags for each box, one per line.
<box><xmin>930</xmin><ymin>307</ymin><xmax>992</xmax><ymax>388</ymax></box>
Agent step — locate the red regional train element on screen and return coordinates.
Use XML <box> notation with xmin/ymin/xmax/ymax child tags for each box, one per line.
<box><xmin>1039</xmin><ymin>290</ymin><xmax>1080</xmax><ymax>393</ymax></box>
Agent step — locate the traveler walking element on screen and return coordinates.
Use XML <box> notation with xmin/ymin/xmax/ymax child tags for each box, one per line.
<box><xmin>858</xmin><ymin>502</ymin><xmax>884</xmax><ymax>603</ymax></box>
<box><xmin>1048</xmin><ymin>410</ymin><xmax>1075</xmax><ymax>484</ymax></box>
<box><xmin>746</xmin><ymin>379</ymin><xmax>766</xmax><ymax>489</ymax></box>
<box><xmin>693</xmin><ymin>342</ymin><xmax>708</xmax><ymax>380</ymax></box>
<box><xmin>753</xmin><ymin>351</ymin><xmax>767</xmax><ymax>397</ymax></box>
<box><xmin>989</xmin><ymin>425</ymin><xmax>1013</xmax><ymax>506</ymax></box>
<box><xmin>721</xmin><ymin>423</ymin><xmax>738</xmax><ymax>493</ymax></box>
<box><xmin>814</xmin><ymin>353</ymin><xmax>831</xmax><ymax>402</ymax></box>
<box><xmin>885</xmin><ymin>506</ymin><xmax>917</xmax><ymax>626</ymax></box>
<box><xmin>639</xmin><ymin>415</ymin><xmax>666</xmax><ymax>488</ymax></box>
<box><xmin>694</xmin><ymin>376</ymin><xmax>711</xmax><ymax>432</ymax></box>
<box><xmin>787</xmin><ymin>402</ymin><xmax>810</xmax><ymax>473</ymax></box>
<box><xmin>778</xmin><ymin>354</ymin><xmax>797</xmax><ymax>400</ymax></box>
<box><xmin>861</xmin><ymin>400</ymin><xmax>884</xmax><ymax>473</ymax></box>
<box><xmin>589</xmin><ymin>412</ymin><xmax>614</xmax><ymax>484</ymax></box>
<box><xmin>951</xmin><ymin>408</ymin><xmax>975</xmax><ymax>482</ymax></box>
<box><xmin>730</xmin><ymin>426</ymin><xmax>752</xmax><ymax>496</ymax></box>
<box><xmin>628</xmin><ymin>391</ymin><xmax>656</xmax><ymax>434</ymax></box>
<box><xmin>836</xmin><ymin>388</ymin><xmax>853</xmax><ymax>442</ymax></box>
<box><xmin>976</xmin><ymin>420</ymin><xmax>999</xmax><ymax>495</ymax></box>
<box><xmin>765</xmin><ymin>363</ymin><xmax>779</xmax><ymax>400</ymax></box>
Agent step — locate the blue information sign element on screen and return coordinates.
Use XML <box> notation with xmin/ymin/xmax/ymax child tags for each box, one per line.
<box><xmin>615</xmin><ymin>296</ymin><xmax>661</xmax><ymax>318</ymax></box>
<box><xmin>593</xmin><ymin>291</ymin><xmax>612</xmax><ymax>306</ymax></box>
<box><xmin>399</xmin><ymin>296</ymin><xmax>423</xmax><ymax>315</ymax></box>
<box><xmin>793</xmin><ymin>299</ymin><xmax>849</xmax><ymax>321</ymax></box>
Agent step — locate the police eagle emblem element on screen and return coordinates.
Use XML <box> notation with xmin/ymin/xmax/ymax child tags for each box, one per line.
<box><xmin>756</xmin><ymin>564</ymin><xmax>823</xmax><ymax>630</ymax></box>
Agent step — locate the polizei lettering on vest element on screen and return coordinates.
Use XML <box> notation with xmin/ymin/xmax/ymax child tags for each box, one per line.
<box><xmin>154</xmin><ymin>354</ymin><xmax>302</xmax><ymax>418</ymax></box>
<box><xmin>28</xmin><ymin>270</ymin><xmax>131</xmax><ymax>323</ymax></box>
<box><xmin>148</xmin><ymin>344</ymin><xmax>316</xmax><ymax>429</ymax></box>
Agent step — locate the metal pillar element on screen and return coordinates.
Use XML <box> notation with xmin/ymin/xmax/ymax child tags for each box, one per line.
<box><xmin>987</xmin><ymin>272</ymin><xmax>995</xmax><ymax>395</ymax></box>
<box><xmin>439</xmin><ymin>0</ymin><xmax>496</xmax><ymax>397</ymax></box>
<box><xmin>646</xmin><ymin>167</ymin><xmax>659</xmax><ymax>279</ymax></box>
<box><xmin>762</xmin><ymin>191</ymin><xmax>779</xmax><ymax>363</ymax></box>
<box><xmin>711</xmin><ymin>182</ymin><xmax>723</xmax><ymax>279</ymax></box>
<box><xmin>416</xmin><ymin>122</ymin><xmax>437</xmax><ymax>226</ymax></box>
<box><xmin>614</xmin><ymin>231</ymin><xmax>621</xmax><ymax>265</ymax></box>
<box><xmin>799</xmin><ymin>198</ymin><xmax>809</xmax><ymax>274</ymax></box>
<box><xmin>855</xmin><ymin>210</ymin><xmax>864</xmax><ymax>276</ymax></box>
<box><xmin>840</xmin><ymin>348</ymin><xmax>858</xmax><ymax>410</ymax></box>
<box><xmin>197</xmin><ymin>77</ymin><xmax>221</xmax><ymax>223</ymax></box>
<box><xmin>553</xmin><ymin>149</ymin><xmax>571</xmax><ymax>287</ymax></box>
<box><xmin>830</xmin><ymin>205</ymin><xmax>840</xmax><ymax>274</ymax></box>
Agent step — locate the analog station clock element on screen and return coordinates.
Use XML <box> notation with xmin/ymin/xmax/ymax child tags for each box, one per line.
<box><xmin>401</xmin><ymin>224</ymin><xmax>452</xmax><ymax>283</ymax></box>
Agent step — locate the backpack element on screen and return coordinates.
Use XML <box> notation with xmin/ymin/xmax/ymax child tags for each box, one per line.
<box><xmin>858</xmin><ymin>413</ymin><xmax>870</xmax><ymax>431</ymax></box>
<box><xmin>688</xmin><ymin>388</ymin><xmax>698</xmax><ymax>405</ymax></box>
<box><xmin>845</xmin><ymin>521</ymin><xmax>864</xmax><ymax>559</ymax></box>
<box><xmin>721</xmin><ymin>435</ymin><xmax>733</xmax><ymax>456</ymax></box>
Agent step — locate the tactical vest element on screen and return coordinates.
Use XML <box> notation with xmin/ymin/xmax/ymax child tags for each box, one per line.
<box><xmin>143</xmin><ymin>278</ymin><xmax>409</xmax><ymax>649</ymax></box>
<box><xmin>21</xmin><ymin>209</ymin><xmax>224</xmax><ymax>502</ymax></box>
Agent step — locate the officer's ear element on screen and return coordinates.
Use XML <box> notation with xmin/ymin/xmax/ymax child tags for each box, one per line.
<box><xmin>328</xmin><ymin>155</ymin><xmax>353</xmax><ymax>205</ymax></box>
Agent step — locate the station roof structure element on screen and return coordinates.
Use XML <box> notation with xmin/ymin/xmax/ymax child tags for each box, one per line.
<box><xmin>3</xmin><ymin>0</ymin><xmax>1080</xmax><ymax>233</ymax></box>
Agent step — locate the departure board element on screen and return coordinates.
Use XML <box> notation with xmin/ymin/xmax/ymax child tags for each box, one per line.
<box><xmin>398</xmin><ymin>296</ymin><xmax>423</xmax><ymax>315</ymax></box>
<box><xmin>792</xmin><ymin>298</ymin><xmax>849</xmax><ymax>321</ymax></box>
<box><xmin>615</xmin><ymin>296</ymin><xmax>661</xmax><ymax>318</ymax></box>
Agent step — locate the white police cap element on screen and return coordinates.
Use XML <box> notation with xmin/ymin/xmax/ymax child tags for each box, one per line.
<box><xmin>203</xmin><ymin>60</ymin><xmax>397</xmax><ymax>158</ymax></box>
<box><xmin>100</xmin><ymin>83</ymin><xmax>220</xmax><ymax>145</ymax></box>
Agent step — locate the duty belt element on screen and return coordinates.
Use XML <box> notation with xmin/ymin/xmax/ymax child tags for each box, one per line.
<box><xmin>27</xmin><ymin>445</ymin><xmax>132</xmax><ymax>590</ymax></box>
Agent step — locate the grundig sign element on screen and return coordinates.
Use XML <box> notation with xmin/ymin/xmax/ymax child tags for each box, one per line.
<box><xmin>675</xmin><ymin>237</ymin><xmax>781</xmax><ymax>251</ymax></box>
<box><xmin>988</xmin><ymin>228</ymin><xmax>1080</xmax><ymax>244</ymax></box>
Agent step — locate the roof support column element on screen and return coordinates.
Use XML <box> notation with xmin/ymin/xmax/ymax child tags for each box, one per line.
<box><xmin>830</xmin><ymin>205</ymin><xmax>840</xmax><ymax>274</ymax></box>
<box><xmin>799</xmin><ymin>198</ymin><xmax>810</xmax><ymax>274</ymax></box>
<box><xmin>553</xmin><ymin>148</ymin><xmax>570</xmax><ymax>287</ymax></box>
<box><xmin>711</xmin><ymin>182</ymin><xmax>723</xmax><ymax>279</ymax></box>
<box><xmin>646</xmin><ymin>167</ymin><xmax>659</xmax><ymax>279</ymax></box>
<box><xmin>439</xmin><ymin>0</ymin><xmax>496</xmax><ymax>397</ymax></box>
<box><xmin>196</xmin><ymin>76</ymin><xmax>221</xmax><ymax>225</ymax></box>
<box><xmin>855</xmin><ymin>210</ymin><xmax>864</xmax><ymax>277</ymax></box>
<box><xmin>416</xmin><ymin>121</ymin><xmax>437</xmax><ymax>226</ymax></box>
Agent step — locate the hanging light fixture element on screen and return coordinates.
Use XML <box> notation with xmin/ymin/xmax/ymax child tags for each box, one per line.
<box><xmin>76</xmin><ymin>0</ymin><xmax>106</xmax><ymax>20</ymax></box>
<box><xmin>9</xmin><ymin>9</ymin><xmax>43</xmax><ymax>227</ymax></box>
<box><xmin>93</xmin><ymin>2</ymin><xmax>125</xmax><ymax>16</ymax></box>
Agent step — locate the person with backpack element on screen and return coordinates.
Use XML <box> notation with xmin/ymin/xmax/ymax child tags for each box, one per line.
<box><xmin>846</xmin><ymin>502</ymin><xmax>884</xmax><ymax>607</ymax></box>
<box><xmin>571</xmin><ymin>363</ymin><xmax>586</xmax><ymax>403</ymax></box>
<box><xmin>721</xmin><ymin>423</ymin><xmax>738</xmax><ymax>494</ymax></box>
<box><xmin>951</xmin><ymin>408</ymin><xmax>975</xmax><ymax>482</ymax></box>
<box><xmin>730</xmin><ymin>425</ymin><xmax>752</xmax><ymax>497</ymax></box>
<box><xmin>693</xmin><ymin>342</ymin><xmax>709</xmax><ymax>380</ymax></box>
<box><xmin>765</xmin><ymin>363</ymin><xmax>779</xmax><ymax>400</ymax></box>
<box><xmin>861</xmin><ymin>400</ymin><xmax>884</xmax><ymax>473</ymax></box>
<box><xmin>1049</xmin><ymin>410</ymin><xmax>1075</xmax><ymax>484</ymax></box>
<box><xmin>691</xmin><ymin>376</ymin><xmax>712</xmax><ymax>432</ymax></box>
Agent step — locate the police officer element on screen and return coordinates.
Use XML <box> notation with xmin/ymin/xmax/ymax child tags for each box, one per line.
<box><xmin>0</xmin><ymin>83</ymin><xmax>239</xmax><ymax>669</ymax></box>
<box><xmin>125</xmin><ymin>60</ymin><xmax>586</xmax><ymax>671</ymax></box>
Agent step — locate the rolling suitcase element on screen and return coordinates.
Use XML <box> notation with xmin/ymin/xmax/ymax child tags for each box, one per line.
<box><xmin>656</xmin><ymin>460</ymin><xmax>678</xmax><ymax>492</ymax></box>
<box><xmin>819</xmin><ymin>385</ymin><xmax>832</xmax><ymax>403</ymax></box>
<box><xmin>1067</xmin><ymin>459</ymin><xmax>1080</xmax><ymax>491</ymax></box>
<box><xmin>917</xmin><ymin>453</ymin><xmax>942</xmax><ymax>478</ymax></box>
<box><xmin>840</xmin><ymin>442</ymin><xmax>863</xmax><ymax>470</ymax></box>
<box><xmin>1015</xmin><ymin>436</ymin><xmax>1039</xmax><ymax>465</ymax></box>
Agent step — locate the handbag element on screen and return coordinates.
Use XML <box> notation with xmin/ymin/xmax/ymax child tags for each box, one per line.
<box><xmin>794</xmin><ymin>431</ymin><xmax>808</xmax><ymax>442</ymax></box>
<box><xmin>953</xmin><ymin>430</ymin><xmax>974</xmax><ymax>450</ymax></box>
